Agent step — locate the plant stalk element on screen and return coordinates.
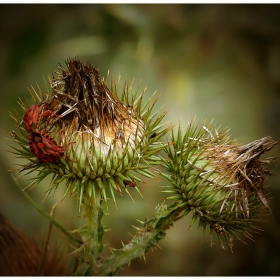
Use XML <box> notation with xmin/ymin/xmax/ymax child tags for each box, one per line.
<box><xmin>97</xmin><ymin>202</ymin><xmax>186</xmax><ymax>276</ymax></box>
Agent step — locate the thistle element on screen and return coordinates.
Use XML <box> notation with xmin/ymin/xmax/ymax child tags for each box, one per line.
<box><xmin>7</xmin><ymin>58</ymin><xmax>278</xmax><ymax>275</ymax></box>
<box><xmin>9</xmin><ymin>57</ymin><xmax>170</xmax><ymax>274</ymax></box>
<box><xmin>11</xmin><ymin>58</ymin><xmax>168</xmax><ymax>205</ymax></box>
<box><xmin>161</xmin><ymin>121</ymin><xmax>278</xmax><ymax>249</ymax></box>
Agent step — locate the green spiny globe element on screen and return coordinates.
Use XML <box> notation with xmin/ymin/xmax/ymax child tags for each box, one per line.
<box><xmin>10</xmin><ymin>58</ymin><xmax>170</xmax><ymax>208</ymax></box>
<box><xmin>161</xmin><ymin>120</ymin><xmax>277</xmax><ymax>249</ymax></box>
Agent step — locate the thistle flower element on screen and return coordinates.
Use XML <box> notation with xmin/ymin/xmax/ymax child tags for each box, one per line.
<box><xmin>10</xmin><ymin>57</ymin><xmax>169</xmax><ymax>207</ymax></box>
<box><xmin>162</xmin><ymin>121</ymin><xmax>278</xmax><ymax>249</ymax></box>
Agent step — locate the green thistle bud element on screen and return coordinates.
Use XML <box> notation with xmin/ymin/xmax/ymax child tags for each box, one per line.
<box><xmin>162</xmin><ymin>120</ymin><xmax>277</xmax><ymax>249</ymax></box>
<box><xmin>10</xmin><ymin>57</ymin><xmax>169</xmax><ymax>208</ymax></box>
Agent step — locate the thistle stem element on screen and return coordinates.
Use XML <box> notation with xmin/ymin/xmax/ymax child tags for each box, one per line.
<box><xmin>79</xmin><ymin>188</ymin><xmax>104</xmax><ymax>275</ymax></box>
<box><xmin>11</xmin><ymin>174</ymin><xmax>82</xmax><ymax>245</ymax></box>
<box><xmin>97</xmin><ymin>202</ymin><xmax>186</xmax><ymax>276</ymax></box>
<box><xmin>38</xmin><ymin>203</ymin><xmax>57</xmax><ymax>276</ymax></box>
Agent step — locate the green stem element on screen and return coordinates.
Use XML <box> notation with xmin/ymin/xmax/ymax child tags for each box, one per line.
<box><xmin>97</xmin><ymin>202</ymin><xmax>186</xmax><ymax>276</ymax></box>
<box><xmin>38</xmin><ymin>203</ymin><xmax>57</xmax><ymax>276</ymax></box>
<box><xmin>78</xmin><ymin>188</ymin><xmax>104</xmax><ymax>275</ymax></box>
<box><xmin>11</xmin><ymin>174</ymin><xmax>82</xmax><ymax>245</ymax></box>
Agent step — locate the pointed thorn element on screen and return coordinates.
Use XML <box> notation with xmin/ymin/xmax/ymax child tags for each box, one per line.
<box><xmin>125</xmin><ymin>188</ymin><xmax>135</xmax><ymax>202</ymax></box>
<box><xmin>136</xmin><ymin>219</ymin><xmax>144</xmax><ymax>225</ymax></box>
<box><xmin>135</xmin><ymin>187</ymin><xmax>144</xmax><ymax>199</ymax></box>
<box><xmin>131</xmin><ymin>224</ymin><xmax>140</xmax><ymax>231</ymax></box>
<box><xmin>156</xmin><ymin>244</ymin><xmax>163</xmax><ymax>250</ymax></box>
<box><xmin>127</xmin><ymin>231</ymin><xmax>134</xmax><ymax>238</ymax></box>
<box><xmin>142</xmin><ymin>254</ymin><xmax>146</xmax><ymax>263</ymax></box>
<box><xmin>102</xmin><ymin>197</ymin><xmax>109</xmax><ymax>210</ymax></box>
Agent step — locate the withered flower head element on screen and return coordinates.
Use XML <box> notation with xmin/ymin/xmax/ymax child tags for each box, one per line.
<box><xmin>162</xmin><ymin>120</ymin><xmax>277</xmax><ymax>249</ymax></box>
<box><xmin>10</xmin><ymin>58</ymin><xmax>169</xmax><ymax>207</ymax></box>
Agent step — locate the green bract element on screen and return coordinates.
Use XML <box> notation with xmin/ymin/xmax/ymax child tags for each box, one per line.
<box><xmin>10</xmin><ymin>58</ymin><xmax>170</xmax><ymax>208</ymax></box>
<box><xmin>7</xmin><ymin>58</ymin><xmax>279</xmax><ymax>274</ymax></box>
<box><xmin>162</xmin><ymin>121</ymin><xmax>277</xmax><ymax>249</ymax></box>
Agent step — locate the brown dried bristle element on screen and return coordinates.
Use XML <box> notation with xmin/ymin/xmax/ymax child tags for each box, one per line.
<box><xmin>0</xmin><ymin>213</ymin><xmax>67</xmax><ymax>276</ymax></box>
<box><xmin>47</xmin><ymin>58</ymin><xmax>143</xmax><ymax>146</ymax></box>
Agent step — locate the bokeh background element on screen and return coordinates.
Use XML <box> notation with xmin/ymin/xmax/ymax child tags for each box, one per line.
<box><xmin>0</xmin><ymin>4</ymin><xmax>280</xmax><ymax>276</ymax></box>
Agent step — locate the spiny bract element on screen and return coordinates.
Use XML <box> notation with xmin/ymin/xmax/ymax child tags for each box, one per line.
<box><xmin>10</xmin><ymin>57</ymin><xmax>170</xmax><ymax>208</ymax></box>
<box><xmin>161</xmin><ymin>120</ymin><xmax>277</xmax><ymax>249</ymax></box>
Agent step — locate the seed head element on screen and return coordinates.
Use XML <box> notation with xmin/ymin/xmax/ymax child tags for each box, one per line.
<box><xmin>162</xmin><ymin>120</ymin><xmax>278</xmax><ymax>249</ymax></box>
<box><xmin>10</xmin><ymin>58</ymin><xmax>169</xmax><ymax>207</ymax></box>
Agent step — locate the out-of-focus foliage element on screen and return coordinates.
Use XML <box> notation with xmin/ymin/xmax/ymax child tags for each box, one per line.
<box><xmin>0</xmin><ymin>4</ymin><xmax>279</xmax><ymax>276</ymax></box>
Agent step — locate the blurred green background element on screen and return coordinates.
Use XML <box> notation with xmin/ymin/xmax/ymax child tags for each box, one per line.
<box><xmin>0</xmin><ymin>4</ymin><xmax>280</xmax><ymax>276</ymax></box>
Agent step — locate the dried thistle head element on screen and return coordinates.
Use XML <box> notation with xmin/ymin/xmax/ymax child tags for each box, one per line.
<box><xmin>0</xmin><ymin>213</ymin><xmax>67</xmax><ymax>276</ymax></box>
<box><xmin>10</xmin><ymin>57</ymin><xmax>170</xmax><ymax>207</ymax></box>
<box><xmin>162</xmin><ymin>120</ymin><xmax>278</xmax><ymax>249</ymax></box>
